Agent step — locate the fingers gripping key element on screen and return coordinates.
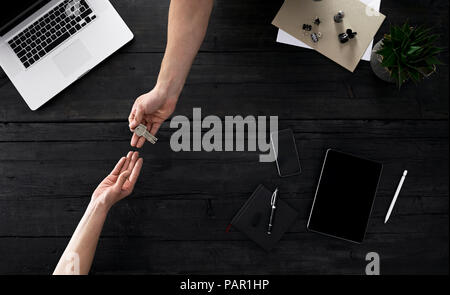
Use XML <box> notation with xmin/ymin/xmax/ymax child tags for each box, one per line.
<box><xmin>134</xmin><ymin>124</ymin><xmax>158</xmax><ymax>144</ymax></box>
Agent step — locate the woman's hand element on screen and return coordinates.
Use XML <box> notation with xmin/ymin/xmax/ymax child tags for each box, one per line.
<box><xmin>54</xmin><ymin>152</ymin><xmax>143</xmax><ymax>275</ymax></box>
<box><xmin>92</xmin><ymin>151</ymin><xmax>143</xmax><ymax>210</ymax></box>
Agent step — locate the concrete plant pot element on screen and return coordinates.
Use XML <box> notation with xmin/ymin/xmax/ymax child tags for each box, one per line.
<box><xmin>370</xmin><ymin>40</ymin><xmax>396</xmax><ymax>83</ymax></box>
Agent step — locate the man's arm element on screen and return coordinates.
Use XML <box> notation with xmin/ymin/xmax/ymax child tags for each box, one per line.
<box><xmin>53</xmin><ymin>152</ymin><xmax>143</xmax><ymax>275</ymax></box>
<box><xmin>129</xmin><ymin>0</ymin><xmax>214</xmax><ymax>148</ymax></box>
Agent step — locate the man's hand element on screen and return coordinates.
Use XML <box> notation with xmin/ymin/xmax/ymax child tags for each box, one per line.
<box><xmin>128</xmin><ymin>87</ymin><xmax>178</xmax><ymax>148</ymax></box>
<box><xmin>92</xmin><ymin>151</ymin><xmax>143</xmax><ymax>209</ymax></box>
<box><xmin>128</xmin><ymin>0</ymin><xmax>213</xmax><ymax>148</ymax></box>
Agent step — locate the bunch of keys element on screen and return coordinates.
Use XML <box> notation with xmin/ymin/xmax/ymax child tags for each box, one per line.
<box><xmin>134</xmin><ymin>124</ymin><xmax>158</xmax><ymax>144</ymax></box>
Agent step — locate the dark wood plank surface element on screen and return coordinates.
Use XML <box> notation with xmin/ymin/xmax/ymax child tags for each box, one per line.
<box><xmin>0</xmin><ymin>0</ymin><xmax>448</xmax><ymax>274</ymax></box>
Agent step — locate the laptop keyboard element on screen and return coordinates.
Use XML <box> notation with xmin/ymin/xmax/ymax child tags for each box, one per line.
<box><xmin>8</xmin><ymin>0</ymin><xmax>96</xmax><ymax>69</ymax></box>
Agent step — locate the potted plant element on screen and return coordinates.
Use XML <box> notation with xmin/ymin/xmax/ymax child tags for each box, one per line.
<box><xmin>370</xmin><ymin>22</ymin><xmax>443</xmax><ymax>88</ymax></box>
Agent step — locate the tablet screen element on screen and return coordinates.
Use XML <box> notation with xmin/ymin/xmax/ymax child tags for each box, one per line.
<box><xmin>307</xmin><ymin>149</ymin><xmax>383</xmax><ymax>243</ymax></box>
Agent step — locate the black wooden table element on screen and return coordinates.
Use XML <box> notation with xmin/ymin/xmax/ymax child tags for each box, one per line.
<box><xmin>0</xmin><ymin>0</ymin><xmax>448</xmax><ymax>274</ymax></box>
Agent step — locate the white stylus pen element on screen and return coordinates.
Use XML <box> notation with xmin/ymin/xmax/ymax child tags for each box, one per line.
<box><xmin>385</xmin><ymin>170</ymin><xmax>408</xmax><ymax>223</ymax></box>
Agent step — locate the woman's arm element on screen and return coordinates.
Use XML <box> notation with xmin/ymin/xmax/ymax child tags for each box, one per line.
<box><xmin>128</xmin><ymin>0</ymin><xmax>214</xmax><ymax>148</ymax></box>
<box><xmin>53</xmin><ymin>152</ymin><xmax>143</xmax><ymax>275</ymax></box>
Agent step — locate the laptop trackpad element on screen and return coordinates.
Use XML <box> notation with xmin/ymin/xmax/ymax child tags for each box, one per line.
<box><xmin>53</xmin><ymin>40</ymin><xmax>92</xmax><ymax>77</ymax></box>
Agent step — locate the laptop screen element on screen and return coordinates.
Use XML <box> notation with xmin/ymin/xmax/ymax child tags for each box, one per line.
<box><xmin>0</xmin><ymin>0</ymin><xmax>51</xmax><ymax>36</ymax></box>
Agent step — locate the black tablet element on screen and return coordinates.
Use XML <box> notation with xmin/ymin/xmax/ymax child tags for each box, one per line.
<box><xmin>307</xmin><ymin>149</ymin><xmax>383</xmax><ymax>243</ymax></box>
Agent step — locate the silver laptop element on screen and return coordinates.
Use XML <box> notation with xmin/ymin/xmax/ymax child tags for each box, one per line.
<box><xmin>0</xmin><ymin>0</ymin><xmax>133</xmax><ymax>110</ymax></box>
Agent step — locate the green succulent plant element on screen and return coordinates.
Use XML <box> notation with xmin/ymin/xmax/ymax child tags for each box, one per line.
<box><xmin>376</xmin><ymin>22</ymin><xmax>444</xmax><ymax>88</ymax></box>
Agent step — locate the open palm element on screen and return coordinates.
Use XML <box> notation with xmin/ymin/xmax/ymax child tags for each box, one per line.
<box><xmin>92</xmin><ymin>151</ymin><xmax>143</xmax><ymax>208</ymax></box>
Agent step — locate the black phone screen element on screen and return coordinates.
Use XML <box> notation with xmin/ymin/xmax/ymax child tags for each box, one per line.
<box><xmin>272</xmin><ymin>129</ymin><xmax>301</xmax><ymax>177</ymax></box>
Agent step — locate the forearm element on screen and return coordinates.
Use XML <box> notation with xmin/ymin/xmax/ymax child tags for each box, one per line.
<box><xmin>53</xmin><ymin>199</ymin><xmax>109</xmax><ymax>275</ymax></box>
<box><xmin>156</xmin><ymin>0</ymin><xmax>214</xmax><ymax>98</ymax></box>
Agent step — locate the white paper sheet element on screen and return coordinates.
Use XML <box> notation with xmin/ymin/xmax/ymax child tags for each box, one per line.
<box><xmin>276</xmin><ymin>0</ymin><xmax>382</xmax><ymax>61</ymax></box>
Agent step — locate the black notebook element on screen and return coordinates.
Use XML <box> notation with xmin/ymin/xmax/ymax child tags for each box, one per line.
<box><xmin>229</xmin><ymin>185</ymin><xmax>299</xmax><ymax>251</ymax></box>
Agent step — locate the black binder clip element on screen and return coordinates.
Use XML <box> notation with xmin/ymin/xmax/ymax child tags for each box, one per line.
<box><xmin>313</xmin><ymin>17</ymin><xmax>321</xmax><ymax>25</ymax></box>
<box><xmin>338</xmin><ymin>29</ymin><xmax>357</xmax><ymax>43</ymax></box>
<box><xmin>303</xmin><ymin>24</ymin><xmax>312</xmax><ymax>31</ymax></box>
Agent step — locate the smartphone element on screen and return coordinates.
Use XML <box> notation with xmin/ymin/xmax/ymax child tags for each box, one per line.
<box><xmin>271</xmin><ymin>129</ymin><xmax>301</xmax><ymax>177</ymax></box>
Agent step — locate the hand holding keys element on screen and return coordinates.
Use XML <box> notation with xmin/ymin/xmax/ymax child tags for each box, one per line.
<box><xmin>134</xmin><ymin>124</ymin><xmax>158</xmax><ymax>144</ymax></box>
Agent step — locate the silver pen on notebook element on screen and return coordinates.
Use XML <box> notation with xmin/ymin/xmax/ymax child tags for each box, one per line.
<box><xmin>267</xmin><ymin>188</ymin><xmax>279</xmax><ymax>235</ymax></box>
